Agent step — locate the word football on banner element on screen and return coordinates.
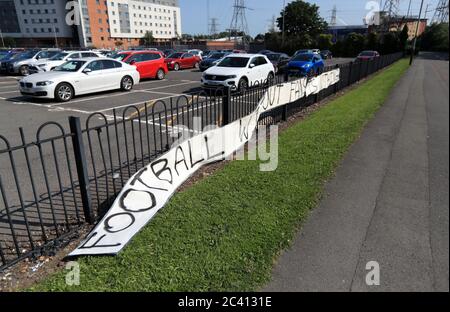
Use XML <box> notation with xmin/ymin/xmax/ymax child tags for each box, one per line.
<box><xmin>70</xmin><ymin>69</ymin><xmax>340</xmax><ymax>256</ymax></box>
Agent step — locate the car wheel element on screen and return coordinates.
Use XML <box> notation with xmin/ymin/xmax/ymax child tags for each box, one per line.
<box><xmin>156</xmin><ymin>69</ymin><xmax>165</xmax><ymax>80</ymax></box>
<box><xmin>19</xmin><ymin>65</ymin><xmax>29</xmax><ymax>76</ymax></box>
<box><xmin>121</xmin><ymin>76</ymin><xmax>134</xmax><ymax>91</ymax></box>
<box><xmin>173</xmin><ymin>63</ymin><xmax>180</xmax><ymax>71</ymax></box>
<box><xmin>54</xmin><ymin>83</ymin><xmax>73</xmax><ymax>102</ymax></box>
<box><xmin>238</xmin><ymin>78</ymin><xmax>248</xmax><ymax>93</ymax></box>
<box><xmin>194</xmin><ymin>62</ymin><xmax>199</xmax><ymax>69</ymax></box>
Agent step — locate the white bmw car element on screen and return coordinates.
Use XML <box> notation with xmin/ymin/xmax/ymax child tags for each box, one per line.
<box><xmin>19</xmin><ymin>58</ymin><xmax>140</xmax><ymax>102</ymax></box>
<box><xmin>201</xmin><ymin>54</ymin><xmax>275</xmax><ymax>92</ymax></box>
<box><xmin>29</xmin><ymin>50</ymin><xmax>104</xmax><ymax>74</ymax></box>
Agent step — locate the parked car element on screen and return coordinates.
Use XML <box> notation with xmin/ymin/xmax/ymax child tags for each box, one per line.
<box><xmin>5</xmin><ymin>49</ymin><xmax>61</xmax><ymax>75</ymax></box>
<box><xmin>199</xmin><ymin>51</ymin><xmax>231</xmax><ymax>72</ymax></box>
<box><xmin>19</xmin><ymin>58</ymin><xmax>140</xmax><ymax>102</ymax></box>
<box><xmin>356</xmin><ymin>50</ymin><xmax>380</xmax><ymax>61</ymax></box>
<box><xmin>258</xmin><ymin>50</ymin><xmax>274</xmax><ymax>55</ymax></box>
<box><xmin>287</xmin><ymin>53</ymin><xmax>325</xmax><ymax>77</ymax></box>
<box><xmin>112</xmin><ymin>51</ymin><xmax>168</xmax><ymax>80</ymax></box>
<box><xmin>295</xmin><ymin>49</ymin><xmax>320</xmax><ymax>56</ymax></box>
<box><xmin>266</xmin><ymin>53</ymin><xmax>291</xmax><ymax>74</ymax></box>
<box><xmin>201</xmin><ymin>54</ymin><xmax>275</xmax><ymax>92</ymax></box>
<box><xmin>0</xmin><ymin>50</ymin><xmax>25</xmax><ymax>72</ymax></box>
<box><xmin>185</xmin><ymin>49</ymin><xmax>204</xmax><ymax>60</ymax></box>
<box><xmin>320</xmin><ymin>50</ymin><xmax>333</xmax><ymax>59</ymax></box>
<box><xmin>165</xmin><ymin>52</ymin><xmax>200</xmax><ymax>71</ymax></box>
<box><xmin>163</xmin><ymin>49</ymin><xmax>177</xmax><ymax>58</ymax></box>
<box><xmin>28</xmin><ymin>51</ymin><xmax>104</xmax><ymax>74</ymax></box>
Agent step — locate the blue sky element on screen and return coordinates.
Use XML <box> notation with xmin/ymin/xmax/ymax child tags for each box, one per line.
<box><xmin>179</xmin><ymin>0</ymin><xmax>439</xmax><ymax>36</ymax></box>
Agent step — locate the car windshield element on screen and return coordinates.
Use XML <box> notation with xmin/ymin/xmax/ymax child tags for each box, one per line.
<box><xmin>266</xmin><ymin>54</ymin><xmax>281</xmax><ymax>61</ymax></box>
<box><xmin>50</xmin><ymin>52</ymin><xmax>69</xmax><ymax>60</ymax></box>
<box><xmin>360</xmin><ymin>51</ymin><xmax>376</xmax><ymax>56</ymax></box>
<box><xmin>168</xmin><ymin>52</ymin><xmax>183</xmax><ymax>59</ymax></box>
<box><xmin>208</xmin><ymin>52</ymin><xmax>226</xmax><ymax>59</ymax></box>
<box><xmin>293</xmin><ymin>54</ymin><xmax>313</xmax><ymax>62</ymax></box>
<box><xmin>54</xmin><ymin>60</ymin><xmax>86</xmax><ymax>72</ymax></box>
<box><xmin>16</xmin><ymin>51</ymin><xmax>37</xmax><ymax>60</ymax></box>
<box><xmin>217</xmin><ymin>57</ymin><xmax>249</xmax><ymax>68</ymax></box>
<box><xmin>113</xmin><ymin>53</ymin><xmax>130</xmax><ymax>61</ymax></box>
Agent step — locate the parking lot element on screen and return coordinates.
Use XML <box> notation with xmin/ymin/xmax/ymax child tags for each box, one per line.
<box><xmin>0</xmin><ymin>57</ymin><xmax>352</xmax><ymax>144</ymax></box>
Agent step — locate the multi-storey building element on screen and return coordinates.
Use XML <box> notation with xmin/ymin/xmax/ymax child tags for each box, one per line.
<box><xmin>0</xmin><ymin>0</ymin><xmax>182</xmax><ymax>48</ymax></box>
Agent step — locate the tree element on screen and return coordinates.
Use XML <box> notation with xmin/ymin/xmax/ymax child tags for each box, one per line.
<box><xmin>3</xmin><ymin>37</ymin><xmax>16</xmax><ymax>47</ymax></box>
<box><xmin>316</xmin><ymin>34</ymin><xmax>333</xmax><ymax>50</ymax></box>
<box><xmin>344</xmin><ymin>33</ymin><xmax>366</xmax><ymax>57</ymax></box>
<box><xmin>277</xmin><ymin>0</ymin><xmax>327</xmax><ymax>45</ymax></box>
<box><xmin>115</xmin><ymin>40</ymin><xmax>123</xmax><ymax>48</ymax></box>
<box><xmin>420</xmin><ymin>22</ymin><xmax>449</xmax><ymax>52</ymax></box>
<box><xmin>366</xmin><ymin>32</ymin><xmax>379</xmax><ymax>51</ymax></box>
<box><xmin>399</xmin><ymin>25</ymin><xmax>409</xmax><ymax>51</ymax></box>
<box><xmin>141</xmin><ymin>31</ymin><xmax>155</xmax><ymax>46</ymax></box>
<box><xmin>380</xmin><ymin>32</ymin><xmax>400</xmax><ymax>54</ymax></box>
<box><xmin>254</xmin><ymin>34</ymin><xmax>265</xmax><ymax>42</ymax></box>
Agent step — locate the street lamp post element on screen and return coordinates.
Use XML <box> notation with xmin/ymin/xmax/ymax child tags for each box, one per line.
<box><xmin>0</xmin><ymin>28</ymin><xmax>5</xmax><ymax>48</ymax></box>
<box><xmin>410</xmin><ymin>0</ymin><xmax>425</xmax><ymax>65</ymax></box>
<box><xmin>282</xmin><ymin>0</ymin><xmax>286</xmax><ymax>45</ymax></box>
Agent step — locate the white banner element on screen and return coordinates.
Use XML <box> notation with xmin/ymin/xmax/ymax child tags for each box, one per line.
<box><xmin>70</xmin><ymin>69</ymin><xmax>340</xmax><ymax>256</ymax></box>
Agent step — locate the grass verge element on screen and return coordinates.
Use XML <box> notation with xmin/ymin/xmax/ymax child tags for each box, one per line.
<box><xmin>32</xmin><ymin>59</ymin><xmax>410</xmax><ymax>291</ymax></box>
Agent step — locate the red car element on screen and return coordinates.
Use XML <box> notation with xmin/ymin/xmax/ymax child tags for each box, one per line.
<box><xmin>165</xmin><ymin>52</ymin><xmax>201</xmax><ymax>71</ymax></box>
<box><xmin>356</xmin><ymin>50</ymin><xmax>380</xmax><ymax>61</ymax></box>
<box><xmin>113</xmin><ymin>51</ymin><xmax>168</xmax><ymax>80</ymax></box>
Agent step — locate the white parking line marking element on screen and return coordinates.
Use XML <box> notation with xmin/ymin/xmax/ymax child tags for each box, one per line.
<box><xmin>0</xmin><ymin>85</ymin><xmax>18</xmax><ymax>90</ymax></box>
<box><xmin>0</xmin><ymin>90</ymin><xmax>20</xmax><ymax>95</ymax></box>
<box><xmin>143</xmin><ymin>81</ymin><xmax>199</xmax><ymax>91</ymax></box>
<box><xmin>49</xmin><ymin>91</ymin><xmax>141</xmax><ymax>106</ymax></box>
<box><xmin>95</xmin><ymin>94</ymin><xmax>178</xmax><ymax>113</ymax></box>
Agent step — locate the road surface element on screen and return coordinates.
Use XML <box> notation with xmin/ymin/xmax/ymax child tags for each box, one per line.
<box><xmin>264</xmin><ymin>52</ymin><xmax>449</xmax><ymax>292</ymax></box>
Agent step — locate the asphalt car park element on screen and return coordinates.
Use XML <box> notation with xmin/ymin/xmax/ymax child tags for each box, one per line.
<box><xmin>0</xmin><ymin>57</ymin><xmax>352</xmax><ymax>143</ymax></box>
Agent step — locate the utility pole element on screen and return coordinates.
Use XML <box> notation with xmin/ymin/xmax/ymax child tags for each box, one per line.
<box><xmin>282</xmin><ymin>0</ymin><xmax>286</xmax><ymax>45</ymax></box>
<box><xmin>407</xmin><ymin>0</ymin><xmax>412</xmax><ymax>17</ymax></box>
<box><xmin>0</xmin><ymin>28</ymin><xmax>5</xmax><ymax>48</ymax></box>
<box><xmin>229</xmin><ymin>0</ymin><xmax>251</xmax><ymax>48</ymax></box>
<box><xmin>209</xmin><ymin>18</ymin><xmax>219</xmax><ymax>38</ymax></box>
<box><xmin>207</xmin><ymin>0</ymin><xmax>210</xmax><ymax>35</ymax></box>
<box><xmin>330</xmin><ymin>5</ymin><xmax>337</xmax><ymax>26</ymax></box>
<box><xmin>432</xmin><ymin>0</ymin><xmax>449</xmax><ymax>24</ymax></box>
<box><xmin>410</xmin><ymin>0</ymin><xmax>425</xmax><ymax>65</ymax></box>
<box><xmin>53</xmin><ymin>26</ymin><xmax>58</xmax><ymax>48</ymax></box>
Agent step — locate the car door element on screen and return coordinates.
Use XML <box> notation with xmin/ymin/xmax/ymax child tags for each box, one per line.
<box><xmin>144</xmin><ymin>53</ymin><xmax>163</xmax><ymax>78</ymax></box>
<box><xmin>100</xmin><ymin>60</ymin><xmax>123</xmax><ymax>89</ymax></box>
<box><xmin>182</xmin><ymin>53</ymin><xmax>194</xmax><ymax>68</ymax></box>
<box><xmin>127</xmin><ymin>54</ymin><xmax>145</xmax><ymax>77</ymax></box>
<box><xmin>78</xmin><ymin>60</ymin><xmax>107</xmax><ymax>93</ymax></box>
<box><xmin>247</xmin><ymin>57</ymin><xmax>261</xmax><ymax>85</ymax></box>
<box><xmin>137</xmin><ymin>53</ymin><xmax>159</xmax><ymax>79</ymax></box>
<box><xmin>257</xmin><ymin>56</ymin><xmax>272</xmax><ymax>80</ymax></box>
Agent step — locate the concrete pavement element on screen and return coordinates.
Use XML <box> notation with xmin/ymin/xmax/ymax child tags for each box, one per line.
<box><xmin>264</xmin><ymin>52</ymin><xmax>449</xmax><ymax>292</ymax></box>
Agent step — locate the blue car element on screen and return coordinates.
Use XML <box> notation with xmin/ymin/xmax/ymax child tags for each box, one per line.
<box><xmin>287</xmin><ymin>53</ymin><xmax>325</xmax><ymax>77</ymax></box>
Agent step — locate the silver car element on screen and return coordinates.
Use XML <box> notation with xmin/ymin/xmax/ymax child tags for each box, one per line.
<box><xmin>7</xmin><ymin>49</ymin><xmax>60</xmax><ymax>75</ymax></box>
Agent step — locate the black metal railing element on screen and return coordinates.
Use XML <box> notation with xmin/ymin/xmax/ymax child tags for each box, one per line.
<box><xmin>0</xmin><ymin>52</ymin><xmax>403</xmax><ymax>272</ymax></box>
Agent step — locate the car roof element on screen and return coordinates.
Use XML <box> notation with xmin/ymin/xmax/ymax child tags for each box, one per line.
<box><xmin>69</xmin><ymin>57</ymin><xmax>115</xmax><ymax>62</ymax></box>
<box><xmin>225</xmin><ymin>53</ymin><xmax>262</xmax><ymax>58</ymax></box>
<box><xmin>294</xmin><ymin>53</ymin><xmax>315</xmax><ymax>57</ymax></box>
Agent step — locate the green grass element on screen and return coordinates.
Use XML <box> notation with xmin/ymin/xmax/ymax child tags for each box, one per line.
<box><xmin>32</xmin><ymin>59</ymin><xmax>410</xmax><ymax>292</ymax></box>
